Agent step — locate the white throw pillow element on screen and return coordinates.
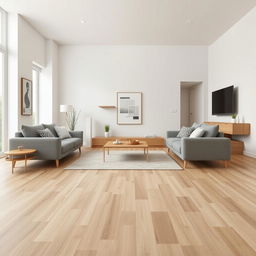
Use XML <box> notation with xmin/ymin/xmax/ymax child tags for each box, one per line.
<box><xmin>54</xmin><ymin>126</ymin><xmax>71</xmax><ymax>139</ymax></box>
<box><xmin>189</xmin><ymin>127</ymin><xmax>205</xmax><ymax>138</ymax></box>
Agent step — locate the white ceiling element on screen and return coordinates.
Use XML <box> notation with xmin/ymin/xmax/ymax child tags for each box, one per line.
<box><xmin>1</xmin><ymin>0</ymin><xmax>256</xmax><ymax>45</ymax></box>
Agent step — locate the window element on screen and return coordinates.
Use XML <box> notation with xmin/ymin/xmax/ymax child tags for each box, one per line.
<box><xmin>0</xmin><ymin>8</ymin><xmax>7</xmax><ymax>152</ymax></box>
<box><xmin>0</xmin><ymin>52</ymin><xmax>3</xmax><ymax>152</ymax></box>
<box><xmin>32</xmin><ymin>66</ymin><xmax>40</xmax><ymax>124</ymax></box>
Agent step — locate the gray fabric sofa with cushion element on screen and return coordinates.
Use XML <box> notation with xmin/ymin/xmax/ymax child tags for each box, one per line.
<box><xmin>9</xmin><ymin>124</ymin><xmax>83</xmax><ymax>167</ymax></box>
<box><xmin>166</xmin><ymin>123</ymin><xmax>231</xmax><ymax>168</ymax></box>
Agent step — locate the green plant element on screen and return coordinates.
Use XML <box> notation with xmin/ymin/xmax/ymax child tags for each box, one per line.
<box><xmin>231</xmin><ymin>113</ymin><xmax>237</xmax><ymax>119</ymax></box>
<box><xmin>66</xmin><ymin>109</ymin><xmax>80</xmax><ymax>131</ymax></box>
<box><xmin>104</xmin><ymin>125</ymin><xmax>110</xmax><ymax>132</ymax></box>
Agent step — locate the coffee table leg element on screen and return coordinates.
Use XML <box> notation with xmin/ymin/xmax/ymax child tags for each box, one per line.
<box><xmin>103</xmin><ymin>148</ymin><xmax>105</xmax><ymax>162</ymax></box>
<box><xmin>147</xmin><ymin>148</ymin><xmax>149</xmax><ymax>161</ymax></box>
<box><xmin>11</xmin><ymin>155</ymin><xmax>14</xmax><ymax>174</ymax></box>
<box><xmin>108</xmin><ymin>148</ymin><xmax>109</xmax><ymax>155</ymax></box>
<box><xmin>25</xmin><ymin>154</ymin><xmax>27</xmax><ymax>171</ymax></box>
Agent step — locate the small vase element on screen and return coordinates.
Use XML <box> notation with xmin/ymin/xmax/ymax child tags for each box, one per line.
<box><xmin>231</xmin><ymin>119</ymin><xmax>236</xmax><ymax>123</ymax></box>
<box><xmin>104</xmin><ymin>132</ymin><xmax>109</xmax><ymax>138</ymax></box>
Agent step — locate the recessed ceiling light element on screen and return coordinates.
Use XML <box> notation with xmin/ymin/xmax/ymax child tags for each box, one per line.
<box><xmin>80</xmin><ymin>19</ymin><xmax>86</xmax><ymax>24</ymax></box>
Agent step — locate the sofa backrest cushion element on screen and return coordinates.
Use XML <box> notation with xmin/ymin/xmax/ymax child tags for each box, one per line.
<box><xmin>21</xmin><ymin>124</ymin><xmax>44</xmax><ymax>137</ymax></box>
<box><xmin>42</xmin><ymin>123</ymin><xmax>58</xmax><ymax>137</ymax></box>
<box><xmin>200</xmin><ymin>124</ymin><xmax>219</xmax><ymax>137</ymax></box>
<box><xmin>54</xmin><ymin>126</ymin><xmax>71</xmax><ymax>140</ymax></box>
<box><xmin>192</xmin><ymin>122</ymin><xmax>201</xmax><ymax>129</ymax></box>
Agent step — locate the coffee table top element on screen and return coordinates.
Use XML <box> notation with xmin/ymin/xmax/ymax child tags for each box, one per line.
<box><xmin>104</xmin><ymin>141</ymin><xmax>148</xmax><ymax>148</ymax></box>
<box><xmin>5</xmin><ymin>149</ymin><xmax>37</xmax><ymax>156</ymax></box>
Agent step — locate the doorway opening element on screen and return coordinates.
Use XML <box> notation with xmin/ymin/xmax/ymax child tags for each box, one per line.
<box><xmin>180</xmin><ymin>81</ymin><xmax>203</xmax><ymax>127</ymax></box>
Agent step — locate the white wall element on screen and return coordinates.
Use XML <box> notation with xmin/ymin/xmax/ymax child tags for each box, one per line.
<box><xmin>208</xmin><ymin>6</ymin><xmax>256</xmax><ymax>157</ymax></box>
<box><xmin>7</xmin><ymin>15</ymin><xmax>59</xmax><ymax>141</ymax></box>
<box><xmin>40</xmin><ymin>40</ymin><xmax>59</xmax><ymax>124</ymax></box>
<box><xmin>18</xmin><ymin>16</ymin><xmax>46</xmax><ymax>127</ymax></box>
<box><xmin>59</xmin><ymin>46</ymin><xmax>208</xmax><ymax>143</ymax></box>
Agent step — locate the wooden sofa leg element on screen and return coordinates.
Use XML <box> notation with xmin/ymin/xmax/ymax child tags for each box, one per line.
<box><xmin>183</xmin><ymin>160</ymin><xmax>187</xmax><ymax>169</ymax></box>
<box><xmin>79</xmin><ymin>147</ymin><xmax>81</xmax><ymax>154</ymax></box>
<box><xmin>224</xmin><ymin>160</ymin><xmax>228</xmax><ymax>168</ymax></box>
<box><xmin>56</xmin><ymin>160</ymin><xmax>59</xmax><ymax>168</ymax></box>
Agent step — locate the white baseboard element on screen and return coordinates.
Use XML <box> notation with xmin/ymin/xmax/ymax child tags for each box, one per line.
<box><xmin>243</xmin><ymin>150</ymin><xmax>256</xmax><ymax>158</ymax></box>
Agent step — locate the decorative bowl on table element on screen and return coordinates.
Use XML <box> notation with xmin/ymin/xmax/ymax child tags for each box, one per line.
<box><xmin>128</xmin><ymin>139</ymin><xmax>140</xmax><ymax>145</ymax></box>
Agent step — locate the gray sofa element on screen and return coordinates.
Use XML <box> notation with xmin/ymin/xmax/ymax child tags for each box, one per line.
<box><xmin>166</xmin><ymin>126</ymin><xmax>231</xmax><ymax>168</ymax></box>
<box><xmin>10</xmin><ymin>127</ymin><xmax>83</xmax><ymax>167</ymax></box>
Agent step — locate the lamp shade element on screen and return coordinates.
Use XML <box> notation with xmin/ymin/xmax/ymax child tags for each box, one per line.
<box><xmin>60</xmin><ymin>104</ymin><xmax>73</xmax><ymax>113</ymax></box>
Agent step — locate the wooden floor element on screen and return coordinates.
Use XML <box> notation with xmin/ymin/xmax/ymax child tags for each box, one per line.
<box><xmin>0</xmin><ymin>148</ymin><xmax>256</xmax><ymax>256</ymax></box>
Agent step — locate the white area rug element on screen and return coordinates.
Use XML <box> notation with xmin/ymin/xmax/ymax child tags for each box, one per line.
<box><xmin>65</xmin><ymin>150</ymin><xmax>182</xmax><ymax>170</ymax></box>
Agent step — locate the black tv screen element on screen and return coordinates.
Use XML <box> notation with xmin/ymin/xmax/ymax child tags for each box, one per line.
<box><xmin>212</xmin><ymin>86</ymin><xmax>234</xmax><ymax>115</ymax></box>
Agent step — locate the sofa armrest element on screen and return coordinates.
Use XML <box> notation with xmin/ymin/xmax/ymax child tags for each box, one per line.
<box><xmin>9</xmin><ymin>137</ymin><xmax>62</xmax><ymax>160</ymax></box>
<box><xmin>181</xmin><ymin>137</ymin><xmax>231</xmax><ymax>161</ymax></box>
<box><xmin>69</xmin><ymin>131</ymin><xmax>83</xmax><ymax>140</ymax></box>
<box><xmin>167</xmin><ymin>131</ymin><xmax>179</xmax><ymax>138</ymax></box>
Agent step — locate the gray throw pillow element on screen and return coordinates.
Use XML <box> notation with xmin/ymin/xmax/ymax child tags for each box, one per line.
<box><xmin>54</xmin><ymin>126</ymin><xmax>71</xmax><ymax>139</ymax></box>
<box><xmin>21</xmin><ymin>124</ymin><xmax>44</xmax><ymax>137</ymax></box>
<box><xmin>200</xmin><ymin>124</ymin><xmax>219</xmax><ymax>137</ymax></box>
<box><xmin>177</xmin><ymin>126</ymin><xmax>195</xmax><ymax>138</ymax></box>
<box><xmin>42</xmin><ymin>123</ymin><xmax>58</xmax><ymax>137</ymax></box>
<box><xmin>38</xmin><ymin>128</ymin><xmax>54</xmax><ymax>137</ymax></box>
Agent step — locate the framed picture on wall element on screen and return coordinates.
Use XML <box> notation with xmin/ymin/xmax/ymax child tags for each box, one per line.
<box><xmin>117</xmin><ymin>92</ymin><xmax>142</xmax><ymax>125</ymax></box>
<box><xmin>21</xmin><ymin>78</ymin><xmax>32</xmax><ymax>116</ymax></box>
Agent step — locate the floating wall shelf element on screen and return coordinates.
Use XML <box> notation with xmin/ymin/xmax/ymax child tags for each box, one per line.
<box><xmin>98</xmin><ymin>105</ymin><xmax>116</xmax><ymax>109</ymax></box>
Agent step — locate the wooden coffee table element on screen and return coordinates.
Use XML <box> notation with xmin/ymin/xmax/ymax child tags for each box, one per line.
<box><xmin>4</xmin><ymin>149</ymin><xmax>37</xmax><ymax>173</ymax></box>
<box><xmin>103</xmin><ymin>141</ymin><xmax>149</xmax><ymax>162</ymax></box>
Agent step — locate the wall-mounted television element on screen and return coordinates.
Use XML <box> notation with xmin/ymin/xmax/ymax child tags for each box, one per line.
<box><xmin>212</xmin><ymin>86</ymin><xmax>234</xmax><ymax>115</ymax></box>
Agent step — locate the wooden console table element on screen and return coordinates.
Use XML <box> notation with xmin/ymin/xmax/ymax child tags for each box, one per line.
<box><xmin>205</xmin><ymin>122</ymin><xmax>250</xmax><ymax>154</ymax></box>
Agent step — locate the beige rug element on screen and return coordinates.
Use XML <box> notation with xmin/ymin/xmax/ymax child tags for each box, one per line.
<box><xmin>65</xmin><ymin>150</ymin><xmax>182</xmax><ymax>170</ymax></box>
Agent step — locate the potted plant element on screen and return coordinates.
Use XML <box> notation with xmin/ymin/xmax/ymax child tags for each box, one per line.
<box><xmin>104</xmin><ymin>125</ymin><xmax>110</xmax><ymax>137</ymax></box>
<box><xmin>65</xmin><ymin>108</ymin><xmax>81</xmax><ymax>131</ymax></box>
<box><xmin>231</xmin><ymin>113</ymin><xmax>237</xmax><ymax>123</ymax></box>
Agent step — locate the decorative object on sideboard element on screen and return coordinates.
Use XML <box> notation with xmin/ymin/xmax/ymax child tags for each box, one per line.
<box><xmin>231</xmin><ymin>113</ymin><xmax>237</xmax><ymax>123</ymax></box>
<box><xmin>18</xmin><ymin>146</ymin><xmax>24</xmax><ymax>151</ymax></box>
<box><xmin>21</xmin><ymin>78</ymin><xmax>32</xmax><ymax>116</ymax></box>
<box><xmin>113</xmin><ymin>139</ymin><xmax>121</xmax><ymax>145</ymax></box>
<box><xmin>104</xmin><ymin>125</ymin><xmax>110</xmax><ymax>137</ymax></box>
<box><xmin>128</xmin><ymin>139</ymin><xmax>140</xmax><ymax>145</ymax></box>
<box><xmin>60</xmin><ymin>104</ymin><xmax>80</xmax><ymax>131</ymax></box>
<box><xmin>117</xmin><ymin>92</ymin><xmax>142</xmax><ymax>125</ymax></box>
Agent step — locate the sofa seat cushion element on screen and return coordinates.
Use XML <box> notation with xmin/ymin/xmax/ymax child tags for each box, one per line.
<box><xmin>166</xmin><ymin>138</ymin><xmax>181</xmax><ymax>153</ymax></box>
<box><xmin>61</xmin><ymin>138</ymin><xmax>81</xmax><ymax>153</ymax></box>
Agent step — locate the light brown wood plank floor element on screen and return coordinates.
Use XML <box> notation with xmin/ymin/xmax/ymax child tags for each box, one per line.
<box><xmin>0</xmin><ymin>148</ymin><xmax>256</xmax><ymax>256</ymax></box>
